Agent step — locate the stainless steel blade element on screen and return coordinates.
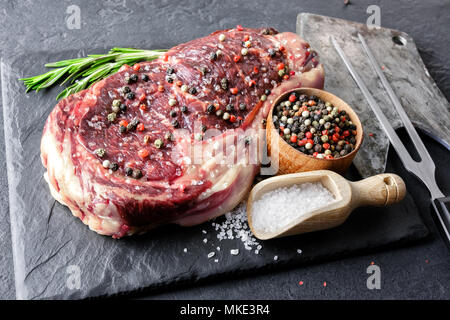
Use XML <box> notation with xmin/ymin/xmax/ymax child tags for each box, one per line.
<box><xmin>331</xmin><ymin>36</ymin><xmax>444</xmax><ymax>199</ymax></box>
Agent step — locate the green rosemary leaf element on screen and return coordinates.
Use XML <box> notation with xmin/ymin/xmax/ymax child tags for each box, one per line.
<box><xmin>20</xmin><ymin>48</ymin><xmax>167</xmax><ymax>100</ymax></box>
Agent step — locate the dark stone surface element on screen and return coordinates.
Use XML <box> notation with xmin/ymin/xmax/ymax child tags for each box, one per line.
<box><xmin>0</xmin><ymin>0</ymin><xmax>449</xmax><ymax>299</ymax></box>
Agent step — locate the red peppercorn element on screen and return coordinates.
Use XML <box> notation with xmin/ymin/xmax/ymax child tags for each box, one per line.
<box><xmin>307</xmin><ymin>100</ymin><xmax>316</xmax><ymax>106</ymax></box>
<box><xmin>277</xmin><ymin>63</ymin><xmax>285</xmax><ymax>70</ymax></box>
<box><xmin>313</xmin><ymin>152</ymin><xmax>318</xmax><ymax>157</ymax></box>
<box><xmin>158</xmin><ymin>85</ymin><xmax>164</xmax><ymax>92</ymax></box>
<box><xmin>334</xmin><ymin>127</ymin><xmax>340</xmax><ymax>133</ymax></box>
<box><xmin>279</xmin><ymin>45</ymin><xmax>285</xmax><ymax>52</ymax></box>
<box><xmin>230</xmin><ymin>87</ymin><xmax>238</xmax><ymax>94</ymax></box>
<box><xmin>325</xmin><ymin>155</ymin><xmax>334</xmax><ymax>160</ymax></box>
<box><xmin>244</xmin><ymin>35</ymin><xmax>250</xmax><ymax>41</ymax></box>
<box><xmin>248</xmin><ymin>80</ymin><xmax>256</xmax><ymax>87</ymax></box>
<box><xmin>343</xmin><ymin>130</ymin><xmax>350</xmax><ymax>137</ymax></box>
<box><xmin>290</xmin><ymin>135</ymin><xmax>298</xmax><ymax>143</ymax></box>
<box><xmin>233</xmin><ymin>55</ymin><xmax>241</xmax><ymax>63</ymax></box>
<box><xmin>176</xmin><ymin>80</ymin><xmax>183</xmax><ymax>86</ymax></box>
<box><xmin>229</xmin><ymin>115</ymin><xmax>237</xmax><ymax>123</ymax></box>
<box><xmin>253</xmin><ymin>66</ymin><xmax>259</xmax><ymax>74</ymax></box>
<box><xmin>323</xmin><ymin>143</ymin><xmax>330</xmax><ymax>150</ymax></box>
<box><xmin>297</xmin><ymin>139</ymin><xmax>306</xmax><ymax>147</ymax></box>
<box><xmin>138</xmin><ymin>149</ymin><xmax>149</xmax><ymax>159</ymax></box>
<box><xmin>307</xmin><ymin>139</ymin><xmax>314</xmax><ymax>145</ymax></box>
<box><xmin>163</xmin><ymin>54</ymin><xmax>168</xmax><ymax>62</ymax></box>
<box><xmin>283</xmin><ymin>75</ymin><xmax>290</xmax><ymax>80</ymax></box>
<box><xmin>322</xmin><ymin>130</ymin><xmax>328</xmax><ymax>136</ymax></box>
<box><xmin>119</xmin><ymin>120</ymin><xmax>128</xmax><ymax>127</ymax></box>
<box><xmin>289</xmin><ymin>70</ymin><xmax>296</xmax><ymax>76</ymax></box>
<box><xmin>133</xmin><ymin>63</ymin><xmax>141</xmax><ymax>71</ymax></box>
<box><xmin>137</xmin><ymin>123</ymin><xmax>145</xmax><ymax>131</ymax></box>
<box><xmin>289</xmin><ymin>94</ymin><xmax>296</xmax><ymax>102</ymax></box>
<box><xmin>305</xmin><ymin>131</ymin><xmax>313</xmax><ymax>139</ymax></box>
<box><xmin>139</xmin><ymin>104</ymin><xmax>147</xmax><ymax>111</ymax></box>
<box><xmin>332</xmin><ymin>133</ymin><xmax>340</xmax><ymax>142</ymax></box>
<box><xmin>139</xmin><ymin>93</ymin><xmax>146</xmax><ymax>101</ymax></box>
<box><xmin>236</xmin><ymin>25</ymin><xmax>244</xmax><ymax>31</ymax></box>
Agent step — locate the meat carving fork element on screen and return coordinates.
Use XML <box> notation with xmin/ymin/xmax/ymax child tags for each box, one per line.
<box><xmin>331</xmin><ymin>34</ymin><xmax>450</xmax><ymax>248</ymax></box>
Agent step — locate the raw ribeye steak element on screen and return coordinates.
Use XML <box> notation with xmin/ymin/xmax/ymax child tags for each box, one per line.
<box><xmin>41</xmin><ymin>27</ymin><xmax>324</xmax><ymax>238</ymax></box>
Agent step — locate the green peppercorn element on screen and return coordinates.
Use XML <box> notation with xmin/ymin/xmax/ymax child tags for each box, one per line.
<box><xmin>107</xmin><ymin>113</ymin><xmax>117</xmax><ymax>122</ymax></box>
<box><xmin>221</xmin><ymin>78</ymin><xmax>229</xmax><ymax>90</ymax></box>
<box><xmin>94</xmin><ymin>148</ymin><xmax>106</xmax><ymax>158</ymax></box>
<box><xmin>112</xmin><ymin>99</ymin><xmax>121</xmax><ymax>108</ymax></box>
<box><xmin>165</xmin><ymin>132</ymin><xmax>174</xmax><ymax>141</ymax></box>
<box><xmin>154</xmin><ymin>138</ymin><xmax>164</xmax><ymax>149</ymax></box>
<box><xmin>223</xmin><ymin>112</ymin><xmax>230</xmax><ymax>120</ymax></box>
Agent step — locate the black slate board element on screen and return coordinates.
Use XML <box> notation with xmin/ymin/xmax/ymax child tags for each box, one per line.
<box><xmin>1</xmin><ymin>51</ymin><xmax>429</xmax><ymax>299</ymax></box>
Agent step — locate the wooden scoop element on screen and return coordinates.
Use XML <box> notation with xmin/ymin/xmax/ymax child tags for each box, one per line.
<box><xmin>247</xmin><ymin>170</ymin><xmax>406</xmax><ymax>240</ymax></box>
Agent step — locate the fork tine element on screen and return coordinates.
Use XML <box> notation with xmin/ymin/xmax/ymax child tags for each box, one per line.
<box><xmin>357</xmin><ymin>33</ymin><xmax>435</xmax><ymax>167</ymax></box>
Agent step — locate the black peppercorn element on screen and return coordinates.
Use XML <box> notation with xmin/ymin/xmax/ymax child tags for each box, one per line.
<box><xmin>207</xmin><ymin>104</ymin><xmax>215</xmax><ymax>114</ymax></box>
<box><xmin>120</xmin><ymin>104</ymin><xmax>127</xmax><ymax>112</ymax></box>
<box><xmin>189</xmin><ymin>87</ymin><xmax>197</xmax><ymax>95</ymax></box>
<box><xmin>130</xmin><ymin>74</ymin><xmax>138</xmax><ymax>82</ymax></box>
<box><xmin>181</xmin><ymin>106</ymin><xmax>188</xmax><ymax>113</ymax></box>
<box><xmin>265</xmin><ymin>89</ymin><xmax>271</xmax><ymax>95</ymax></box>
<box><xmin>141</xmin><ymin>74</ymin><xmax>149</xmax><ymax>81</ymax></box>
<box><xmin>170</xmin><ymin>110</ymin><xmax>177</xmax><ymax>117</ymax></box>
<box><xmin>268</xmin><ymin>48</ymin><xmax>276</xmax><ymax>57</ymax></box>
<box><xmin>123</xmin><ymin>86</ymin><xmax>131</xmax><ymax>93</ymax></box>
<box><xmin>166</xmin><ymin>67</ymin><xmax>175</xmax><ymax>75</ymax></box>
<box><xmin>126</xmin><ymin>92</ymin><xmax>135</xmax><ymax>100</ymax></box>
<box><xmin>110</xmin><ymin>162</ymin><xmax>119</xmax><ymax>171</ymax></box>
<box><xmin>132</xmin><ymin>169</ymin><xmax>143</xmax><ymax>179</ymax></box>
<box><xmin>125</xmin><ymin>167</ymin><xmax>133</xmax><ymax>176</ymax></box>
<box><xmin>172</xmin><ymin>119</ymin><xmax>179</xmax><ymax>127</ymax></box>
<box><xmin>119</xmin><ymin>125</ymin><xmax>127</xmax><ymax>134</ymax></box>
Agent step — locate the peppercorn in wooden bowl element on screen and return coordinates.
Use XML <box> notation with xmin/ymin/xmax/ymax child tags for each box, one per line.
<box><xmin>266</xmin><ymin>88</ymin><xmax>363</xmax><ymax>174</ymax></box>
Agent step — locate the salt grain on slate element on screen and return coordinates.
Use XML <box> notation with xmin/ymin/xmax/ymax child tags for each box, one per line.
<box><xmin>230</xmin><ymin>249</ymin><xmax>239</xmax><ymax>255</ymax></box>
<box><xmin>208</xmin><ymin>252</ymin><xmax>215</xmax><ymax>258</ymax></box>
<box><xmin>251</xmin><ymin>182</ymin><xmax>335</xmax><ymax>233</ymax></box>
<box><xmin>213</xmin><ymin>203</ymin><xmax>261</xmax><ymax>253</ymax></box>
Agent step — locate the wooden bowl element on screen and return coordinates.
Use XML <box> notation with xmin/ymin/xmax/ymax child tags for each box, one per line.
<box><xmin>266</xmin><ymin>88</ymin><xmax>364</xmax><ymax>174</ymax></box>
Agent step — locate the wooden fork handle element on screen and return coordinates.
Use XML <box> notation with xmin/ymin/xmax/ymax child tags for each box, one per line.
<box><xmin>350</xmin><ymin>173</ymin><xmax>406</xmax><ymax>207</ymax></box>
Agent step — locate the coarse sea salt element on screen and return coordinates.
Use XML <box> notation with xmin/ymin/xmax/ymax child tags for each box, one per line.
<box><xmin>251</xmin><ymin>182</ymin><xmax>336</xmax><ymax>234</ymax></box>
<box><xmin>213</xmin><ymin>203</ymin><xmax>261</xmax><ymax>253</ymax></box>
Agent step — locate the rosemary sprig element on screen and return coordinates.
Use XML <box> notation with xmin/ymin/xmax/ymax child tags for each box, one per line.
<box><xmin>19</xmin><ymin>47</ymin><xmax>167</xmax><ymax>100</ymax></box>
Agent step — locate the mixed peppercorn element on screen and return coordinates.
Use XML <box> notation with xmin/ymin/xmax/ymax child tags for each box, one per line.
<box><xmin>272</xmin><ymin>93</ymin><xmax>358</xmax><ymax>159</ymax></box>
<box><xmin>93</xmin><ymin>25</ymin><xmax>296</xmax><ymax>179</ymax></box>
